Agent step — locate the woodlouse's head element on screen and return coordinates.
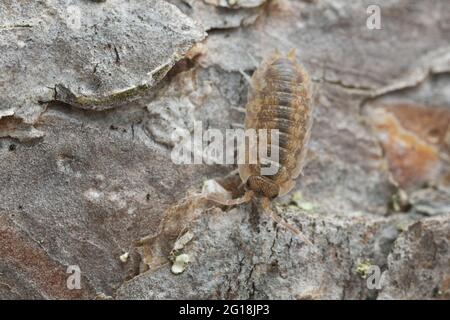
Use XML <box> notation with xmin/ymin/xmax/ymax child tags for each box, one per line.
<box><xmin>246</xmin><ymin>175</ymin><xmax>279</xmax><ymax>199</ymax></box>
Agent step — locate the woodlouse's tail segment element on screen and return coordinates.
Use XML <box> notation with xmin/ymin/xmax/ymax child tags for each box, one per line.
<box><xmin>260</xmin><ymin>197</ymin><xmax>312</xmax><ymax>245</ymax></box>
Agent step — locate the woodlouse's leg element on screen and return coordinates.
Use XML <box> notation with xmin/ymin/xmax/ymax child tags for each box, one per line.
<box><xmin>260</xmin><ymin>197</ymin><xmax>312</xmax><ymax>245</ymax></box>
<box><xmin>206</xmin><ymin>190</ymin><xmax>253</xmax><ymax>206</ymax></box>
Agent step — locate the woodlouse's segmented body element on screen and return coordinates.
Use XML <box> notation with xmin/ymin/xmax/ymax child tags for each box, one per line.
<box><xmin>239</xmin><ymin>50</ymin><xmax>312</xmax><ymax>199</ymax></box>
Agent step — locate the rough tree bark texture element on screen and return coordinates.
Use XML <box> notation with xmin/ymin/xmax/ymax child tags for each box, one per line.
<box><xmin>0</xmin><ymin>0</ymin><xmax>449</xmax><ymax>299</ymax></box>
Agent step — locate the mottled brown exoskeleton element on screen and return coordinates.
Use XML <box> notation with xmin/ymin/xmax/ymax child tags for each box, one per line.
<box><xmin>208</xmin><ymin>49</ymin><xmax>313</xmax><ymax>243</ymax></box>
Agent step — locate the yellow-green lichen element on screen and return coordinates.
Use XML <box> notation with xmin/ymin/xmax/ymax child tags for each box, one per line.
<box><xmin>71</xmin><ymin>58</ymin><xmax>179</xmax><ymax>108</ymax></box>
<box><xmin>119</xmin><ymin>252</ymin><xmax>129</xmax><ymax>263</ymax></box>
<box><xmin>389</xmin><ymin>189</ymin><xmax>410</xmax><ymax>212</ymax></box>
<box><xmin>75</xmin><ymin>83</ymin><xmax>150</xmax><ymax>107</ymax></box>
<box><xmin>171</xmin><ymin>253</ymin><xmax>190</xmax><ymax>275</ymax></box>
<box><xmin>356</xmin><ymin>260</ymin><xmax>372</xmax><ymax>279</ymax></box>
<box><xmin>290</xmin><ymin>191</ymin><xmax>315</xmax><ymax>211</ymax></box>
<box><xmin>151</xmin><ymin>63</ymin><xmax>173</xmax><ymax>82</ymax></box>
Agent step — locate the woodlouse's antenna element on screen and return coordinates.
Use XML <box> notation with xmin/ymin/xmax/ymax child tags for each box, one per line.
<box><xmin>260</xmin><ymin>197</ymin><xmax>312</xmax><ymax>245</ymax></box>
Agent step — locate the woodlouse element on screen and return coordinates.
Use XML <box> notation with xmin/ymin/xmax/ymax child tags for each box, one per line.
<box><xmin>240</xmin><ymin>49</ymin><xmax>312</xmax><ymax>199</ymax></box>
<box><xmin>208</xmin><ymin>49</ymin><xmax>313</xmax><ymax>242</ymax></box>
